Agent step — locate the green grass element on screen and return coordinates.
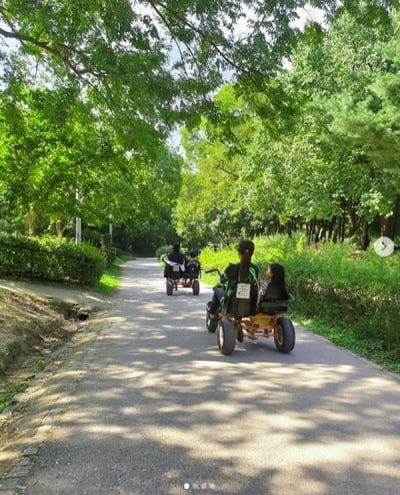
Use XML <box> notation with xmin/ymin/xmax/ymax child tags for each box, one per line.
<box><xmin>0</xmin><ymin>382</ymin><xmax>30</xmax><ymax>413</ymax></box>
<box><xmin>94</xmin><ymin>255</ymin><xmax>133</xmax><ymax>295</ymax></box>
<box><xmin>295</xmin><ymin>313</ymin><xmax>400</xmax><ymax>375</ymax></box>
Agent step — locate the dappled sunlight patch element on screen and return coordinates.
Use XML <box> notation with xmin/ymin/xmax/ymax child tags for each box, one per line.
<box><xmin>140</xmin><ymin>425</ymin><xmax>239</xmax><ymax>462</ymax></box>
<box><xmin>125</xmin><ymin>303</ymin><xmax>169</xmax><ymax>315</ymax></box>
<box><xmin>127</xmin><ymin>331</ymin><xmax>168</xmax><ymax>341</ymax></box>
<box><xmin>312</xmin><ymin>408</ymin><xmax>358</xmax><ymax>424</ymax></box>
<box><xmin>161</xmin><ymin>346</ymin><xmax>191</xmax><ymax>356</ymax></box>
<box><xmin>98</xmin><ymin>364</ymin><xmax>148</xmax><ymax>380</ymax></box>
<box><xmin>120</xmin><ymin>406</ymin><xmax>139</xmax><ymax>415</ymax></box>
<box><xmin>194</xmin><ymin>401</ymin><xmax>247</xmax><ymax>418</ymax></box>
<box><xmin>133</xmin><ymin>315</ymin><xmax>178</xmax><ymax>324</ymax></box>
<box><xmin>100</xmin><ymin>316</ymin><xmax>126</xmax><ymax>324</ymax></box>
<box><xmin>273</xmin><ymin>437</ymin><xmax>399</xmax><ymax>468</ymax></box>
<box><xmin>81</xmin><ymin>388</ymin><xmax>125</xmax><ymax>401</ymax></box>
<box><xmin>134</xmin><ymin>417</ymin><xmax>400</xmax><ymax>486</ymax></box>
<box><xmin>0</xmin><ymin>448</ymin><xmax>21</xmax><ymax>467</ymax></box>
<box><xmin>82</xmin><ymin>424</ymin><xmax>135</xmax><ymax>436</ymax></box>
<box><xmin>132</xmin><ymin>345</ymin><xmax>197</xmax><ymax>357</ymax></box>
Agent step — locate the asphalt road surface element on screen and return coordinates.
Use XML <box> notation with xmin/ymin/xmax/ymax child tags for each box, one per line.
<box><xmin>12</xmin><ymin>258</ymin><xmax>400</xmax><ymax>494</ymax></box>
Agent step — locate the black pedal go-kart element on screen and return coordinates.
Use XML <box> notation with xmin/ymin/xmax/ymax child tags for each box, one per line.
<box><xmin>162</xmin><ymin>256</ymin><xmax>201</xmax><ymax>296</ymax></box>
<box><xmin>205</xmin><ymin>268</ymin><xmax>295</xmax><ymax>355</ymax></box>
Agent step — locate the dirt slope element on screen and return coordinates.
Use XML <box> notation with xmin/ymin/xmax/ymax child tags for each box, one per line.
<box><xmin>0</xmin><ymin>289</ymin><xmax>82</xmax><ymax>392</ymax></box>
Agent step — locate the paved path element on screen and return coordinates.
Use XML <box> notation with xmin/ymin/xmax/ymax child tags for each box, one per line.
<box><xmin>2</xmin><ymin>258</ymin><xmax>400</xmax><ymax>494</ymax></box>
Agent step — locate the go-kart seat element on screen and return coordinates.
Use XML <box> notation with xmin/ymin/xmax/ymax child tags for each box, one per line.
<box><xmin>225</xmin><ymin>283</ymin><xmax>259</xmax><ymax>319</ymax></box>
<box><xmin>163</xmin><ymin>255</ymin><xmax>185</xmax><ymax>280</ymax></box>
<box><xmin>164</xmin><ymin>263</ymin><xmax>184</xmax><ymax>280</ymax></box>
<box><xmin>183</xmin><ymin>260</ymin><xmax>201</xmax><ymax>280</ymax></box>
<box><xmin>258</xmin><ymin>294</ymin><xmax>295</xmax><ymax>315</ymax></box>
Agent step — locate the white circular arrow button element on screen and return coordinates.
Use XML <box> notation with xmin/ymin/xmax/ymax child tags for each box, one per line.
<box><xmin>374</xmin><ymin>236</ymin><xmax>395</xmax><ymax>257</ymax></box>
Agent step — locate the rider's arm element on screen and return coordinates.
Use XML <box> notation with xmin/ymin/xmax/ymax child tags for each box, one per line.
<box><xmin>259</xmin><ymin>280</ymin><xmax>269</xmax><ymax>296</ymax></box>
<box><xmin>220</xmin><ymin>263</ymin><xmax>237</xmax><ymax>285</ymax></box>
<box><xmin>258</xmin><ymin>280</ymin><xmax>270</xmax><ymax>306</ymax></box>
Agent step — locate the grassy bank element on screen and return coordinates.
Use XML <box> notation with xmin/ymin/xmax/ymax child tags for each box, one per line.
<box><xmin>94</xmin><ymin>255</ymin><xmax>134</xmax><ymax>294</ymax></box>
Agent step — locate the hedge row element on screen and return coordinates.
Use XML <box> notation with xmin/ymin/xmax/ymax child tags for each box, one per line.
<box><xmin>199</xmin><ymin>234</ymin><xmax>400</xmax><ymax>357</ymax></box>
<box><xmin>0</xmin><ymin>233</ymin><xmax>106</xmax><ymax>286</ymax></box>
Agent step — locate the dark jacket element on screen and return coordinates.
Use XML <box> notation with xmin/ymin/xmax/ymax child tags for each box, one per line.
<box><xmin>220</xmin><ymin>262</ymin><xmax>260</xmax><ymax>315</ymax></box>
<box><xmin>167</xmin><ymin>251</ymin><xmax>186</xmax><ymax>265</ymax></box>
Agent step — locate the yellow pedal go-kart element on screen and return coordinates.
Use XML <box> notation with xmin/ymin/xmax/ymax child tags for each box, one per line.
<box><xmin>205</xmin><ymin>269</ymin><xmax>295</xmax><ymax>355</ymax></box>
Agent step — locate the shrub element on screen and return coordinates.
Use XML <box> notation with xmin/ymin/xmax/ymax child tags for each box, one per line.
<box><xmin>0</xmin><ymin>233</ymin><xmax>106</xmax><ymax>286</ymax></box>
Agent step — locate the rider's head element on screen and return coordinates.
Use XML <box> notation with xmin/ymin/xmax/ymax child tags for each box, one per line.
<box><xmin>268</xmin><ymin>263</ymin><xmax>285</xmax><ymax>285</ymax></box>
<box><xmin>173</xmin><ymin>242</ymin><xmax>181</xmax><ymax>253</ymax></box>
<box><xmin>238</xmin><ymin>240</ymin><xmax>255</xmax><ymax>257</ymax></box>
<box><xmin>237</xmin><ymin>240</ymin><xmax>255</xmax><ymax>280</ymax></box>
<box><xmin>267</xmin><ymin>262</ymin><xmax>289</xmax><ymax>299</ymax></box>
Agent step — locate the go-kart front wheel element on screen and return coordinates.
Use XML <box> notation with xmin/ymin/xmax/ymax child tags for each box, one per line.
<box><xmin>217</xmin><ymin>318</ymin><xmax>236</xmax><ymax>355</ymax></box>
<box><xmin>206</xmin><ymin>303</ymin><xmax>218</xmax><ymax>333</ymax></box>
<box><xmin>192</xmin><ymin>279</ymin><xmax>200</xmax><ymax>296</ymax></box>
<box><xmin>206</xmin><ymin>315</ymin><xmax>218</xmax><ymax>333</ymax></box>
<box><xmin>274</xmin><ymin>317</ymin><xmax>295</xmax><ymax>353</ymax></box>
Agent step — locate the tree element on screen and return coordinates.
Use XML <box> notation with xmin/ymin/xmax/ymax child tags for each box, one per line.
<box><xmin>174</xmin><ymin>84</ymin><xmax>267</xmax><ymax>245</ymax></box>
<box><xmin>174</xmin><ymin>2</ymin><xmax>400</xmax><ymax>246</ymax></box>
<box><xmin>0</xmin><ymin>82</ymin><xmax>183</xmax><ymax>237</ymax></box>
<box><xmin>287</xmin><ymin>3</ymin><xmax>400</xmax><ymax>242</ymax></box>
<box><xmin>0</xmin><ymin>0</ymin><xmax>342</xmax><ymax>248</ymax></box>
<box><xmin>0</xmin><ymin>1</ymin><xmax>341</xmax><ymax>139</ymax></box>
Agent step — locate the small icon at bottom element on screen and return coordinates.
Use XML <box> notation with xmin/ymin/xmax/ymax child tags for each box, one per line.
<box><xmin>184</xmin><ymin>482</ymin><xmax>216</xmax><ymax>490</ymax></box>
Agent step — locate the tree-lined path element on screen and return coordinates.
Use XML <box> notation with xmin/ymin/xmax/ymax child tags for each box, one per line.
<box><xmin>13</xmin><ymin>259</ymin><xmax>400</xmax><ymax>494</ymax></box>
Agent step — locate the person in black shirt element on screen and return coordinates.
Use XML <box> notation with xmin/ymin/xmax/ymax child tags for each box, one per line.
<box><xmin>208</xmin><ymin>239</ymin><xmax>259</xmax><ymax>317</ymax></box>
<box><xmin>167</xmin><ymin>243</ymin><xmax>186</xmax><ymax>265</ymax></box>
<box><xmin>163</xmin><ymin>243</ymin><xmax>186</xmax><ymax>278</ymax></box>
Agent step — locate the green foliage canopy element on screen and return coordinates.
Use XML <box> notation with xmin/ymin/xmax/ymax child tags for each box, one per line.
<box><xmin>173</xmin><ymin>2</ymin><xmax>400</xmax><ymax>246</ymax></box>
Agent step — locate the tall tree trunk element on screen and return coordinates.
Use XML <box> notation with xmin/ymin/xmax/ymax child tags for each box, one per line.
<box><xmin>55</xmin><ymin>220</ymin><xmax>69</xmax><ymax>237</ymax></box>
<box><xmin>360</xmin><ymin>218</ymin><xmax>370</xmax><ymax>250</ymax></box>
<box><xmin>274</xmin><ymin>217</ymin><xmax>282</xmax><ymax>234</ymax></box>
<box><xmin>26</xmin><ymin>211</ymin><xmax>36</xmax><ymax>236</ymax></box>
<box><xmin>328</xmin><ymin>217</ymin><xmax>336</xmax><ymax>242</ymax></box>
<box><xmin>341</xmin><ymin>214</ymin><xmax>346</xmax><ymax>242</ymax></box>
<box><xmin>286</xmin><ymin>218</ymin><xmax>293</xmax><ymax>237</ymax></box>
<box><xmin>347</xmin><ymin>198</ymin><xmax>357</xmax><ymax>237</ymax></box>
<box><xmin>55</xmin><ymin>221</ymin><xmax>62</xmax><ymax>237</ymax></box>
<box><xmin>306</xmin><ymin>220</ymin><xmax>313</xmax><ymax>244</ymax></box>
<box><xmin>380</xmin><ymin>196</ymin><xmax>400</xmax><ymax>239</ymax></box>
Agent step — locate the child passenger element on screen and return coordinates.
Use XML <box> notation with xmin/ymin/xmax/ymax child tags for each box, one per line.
<box><xmin>258</xmin><ymin>263</ymin><xmax>290</xmax><ymax>305</ymax></box>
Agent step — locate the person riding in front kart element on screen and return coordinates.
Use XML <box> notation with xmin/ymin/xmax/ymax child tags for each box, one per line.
<box><xmin>208</xmin><ymin>239</ymin><xmax>260</xmax><ymax>319</ymax></box>
<box><xmin>163</xmin><ymin>242</ymin><xmax>186</xmax><ymax>277</ymax></box>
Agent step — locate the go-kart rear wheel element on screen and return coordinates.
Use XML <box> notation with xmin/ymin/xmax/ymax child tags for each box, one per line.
<box><xmin>192</xmin><ymin>279</ymin><xmax>200</xmax><ymax>296</ymax></box>
<box><xmin>274</xmin><ymin>317</ymin><xmax>295</xmax><ymax>353</ymax></box>
<box><xmin>166</xmin><ymin>279</ymin><xmax>174</xmax><ymax>296</ymax></box>
<box><xmin>217</xmin><ymin>318</ymin><xmax>236</xmax><ymax>355</ymax></box>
